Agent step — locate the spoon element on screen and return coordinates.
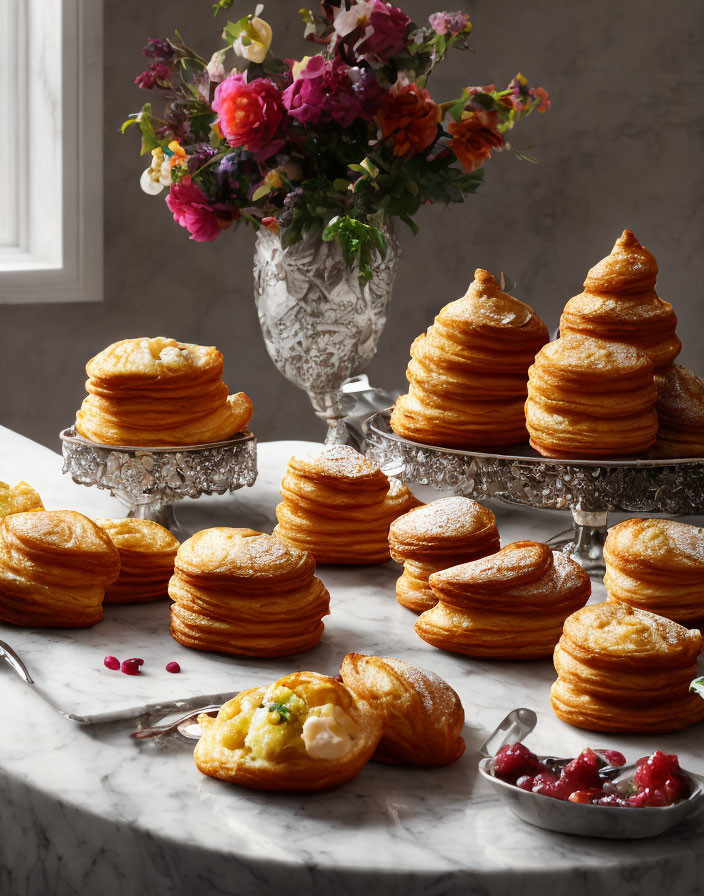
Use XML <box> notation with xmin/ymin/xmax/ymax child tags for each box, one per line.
<box><xmin>478</xmin><ymin>707</ymin><xmax>537</xmax><ymax>759</ymax></box>
<box><xmin>131</xmin><ymin>704</ymin><xmax>222</xmax><ymax>740</ymax></box>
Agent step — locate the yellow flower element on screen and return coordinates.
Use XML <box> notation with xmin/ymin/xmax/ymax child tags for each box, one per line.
<box><xmin>291</xmin><ymin>55</ymin><xmax>312</xmax><ymax>80</ymax></box>
<box><xmin>233</xmin><ymin>16</ymin><xmax>272</xmax><ymax>64</ymax></box>
<box><xmin>167</xmin><ymin>140</ymin><xmax>188</xmax><ymax>169</ymax></box>
<box><xmin>515</xmin><ymin>72</ymin><xmax>528</xmax><ymax>86</ymax></box>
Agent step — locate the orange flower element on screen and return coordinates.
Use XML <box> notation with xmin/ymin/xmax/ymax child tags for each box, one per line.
<box><xmin>375</xmin><ymin>83</ymin><xmax>439</xmax><ymax>158</ymax></box>
<box><xmin>448</xmin><ymin>110</ymin><xmax>504</xmax><ymax>172</ymax></box>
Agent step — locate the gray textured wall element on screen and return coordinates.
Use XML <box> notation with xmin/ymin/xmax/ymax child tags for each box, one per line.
<box><xmin>2</xmin><ymin>0</ymin><xmax>702</xmax><ymax>449</ymax></box>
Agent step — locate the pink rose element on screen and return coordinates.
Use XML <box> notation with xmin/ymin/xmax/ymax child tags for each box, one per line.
<box><xmin>282</xmin><ymin>57</ymin><xmax>366</xmax><ymax>127</ymax></box>
<box><xmin>212</xmin><ymin>73</ymin><xmax>284</xmax><ymax>161</ymax></box>
<box><xmin>358</xmin><ymin>1</ymin><xmax>410</xmax><ymax>59</ymax></box>
<box><xmin>165</xmin><ymin>176</ymin><xmax>221</xmax><ymax>242</ymax></box>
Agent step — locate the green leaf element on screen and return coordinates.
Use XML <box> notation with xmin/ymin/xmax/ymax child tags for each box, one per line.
<box><xmin>690</xmin><ymin>677</ymin><xmax>704</xmax><ymax>699</ymax></box>
<box><xmin>512</xmin><ymin>149</ymin><xmax>539</xmax><ymax>164</ymax></box>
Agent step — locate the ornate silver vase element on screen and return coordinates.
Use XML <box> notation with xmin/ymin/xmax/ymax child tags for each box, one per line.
<box><xmin>253</xmin><ymin>224</ymin><xmax>400</xmax><ymax>444</ymax></box>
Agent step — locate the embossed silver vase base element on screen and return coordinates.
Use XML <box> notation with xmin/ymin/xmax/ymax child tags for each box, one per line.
<box><xmin>60</xmin><ymin>428</ymin><xmax>257</xmax><ymax>539</ymax></box>
<box><xmin>364</xmin><ymin>409</ymin><xmax>704</xmax><ymax>575</ymax></box>
<box><xmin>253</xmin><ymin>224</ymin><xmax>399</xmax><ymax>445</ymax></box>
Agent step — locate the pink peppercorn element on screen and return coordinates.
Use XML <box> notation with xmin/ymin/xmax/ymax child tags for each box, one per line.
<box><xmin>104</xmin><ymin>656</ymin><xmax>120</xmax><ymax>671</ymax></box>
<box><xmin>166</xmin><ymin>662</ymin><xmax>180</xmax><ymax>674</ymax></box>
<box><xmin>121</xmin><ymin>659</ymin><xmax>142</xmax><ymax>676</ymax></box>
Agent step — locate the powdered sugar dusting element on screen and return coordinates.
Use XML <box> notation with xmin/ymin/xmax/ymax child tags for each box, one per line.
<box><xmin>393</xmin><ymin>497</ymin><xmax>494</xmax><ymax>539</ymax></box>
<box><xmin>292</xmin><ymin>445</ymin><xmax>380</xmax><ymax>479</ymax></box>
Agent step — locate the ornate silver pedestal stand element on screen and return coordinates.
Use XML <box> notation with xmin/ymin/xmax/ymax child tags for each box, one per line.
<box><xmin>60</xmin><ymin>428</ymin><xmax>257</xmax><ymax>540</ymax></box>
<box><xmin>364</xmin><ymin>410</ymin><xmax>704</xmax><ymax>575</ymax></box>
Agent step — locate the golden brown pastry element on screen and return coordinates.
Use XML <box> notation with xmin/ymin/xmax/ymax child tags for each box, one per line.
<box><xmin>169</xmin><ymin>527</ymin><xmax>330</xmax><ymax>656</ymax></box>
<box><xmin>194</xmin><ymin>671</ymin><xmax>382</xmax><ymax>792</ymax></box>
<box><xmin>0</xmin><ymin>510</ymin><xmax>120</xmax><ymax>627</ymax></box>
<box><xmin>339</xmin><ymin>653</ymin><xmax>465</xmax><ymax>767</ymax></box>
<box><xmin>560</xmin><ymin>230</ymin><xmax>680</xmax><ymax>371</ymax></box>
<box><xmin>273</xmin><ymin>446</ymin><xmax>419</xmax><ymax>564</ymax></box>
<box><xmin>415</xmin><ymin>541</ymin><xmax>591</xmax><ymax>659</ymax></box>
<box><xmin>525</xmin><ymin>334</ymin><xmax>658</xmax><ymax>458</ymax></box>
<box><xmin>388</xmin><ymin>497</ymin><xmax>499</xmax><ymax>613</ymax></box>
<box><xmin>75</xmin><ymin>337</ymin><xmax>253</xmax><ymax>446</ymax></box>
<box><xmin>649</xmin><ymin>364</ymin><xmax>704</xmax><ymax>459</ymax></box>
<box><xmin>604</xmin><ymin>518</ymin><xmax>704</xmax><ymax>624</ymax></box>
<box><xmin>551</xmin><ymin>602</ymin><xmax>704</xmax><ymax>733</ymax></box>
<box><xmin>0</xmin><ymin>481</ymin><xmax>44</xmax><ymax>518</ymax></box>
<box><xmin>97</xmin><ymin>518</ymin><xmax>180</xmax><ymax>604</ymax></box>
<box><xmin>390</xmin><ymin>269</ymin><xmax>549</xmax><ymax>448</ymax></box>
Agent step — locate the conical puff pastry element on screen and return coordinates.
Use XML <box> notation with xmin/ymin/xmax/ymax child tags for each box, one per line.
<box><xmin>97</xmin><ymin>518</ymin><xmax>180</xmax><ymax>604</ymax></box>
<box><xmin>390</xmin><ymin>269</ymin><xmax>549</xmax><ymax>448</ymax></box>
<box><xmin>0</xmin><ymin>481</ymin><xmax>44</xmax><ymax>518</ymax></box>
<box><xmin>194</xmin><ymin>671</ymin><xmax>382</xmax><ymax>792</ymax></box>
<box><xmin>604</xmin><ymin>518</ymin><xmax>704</xmax><ymax>624</ymax></box>
<box><xmin>415</xmin><ymin>541</ymin><xmax>590</xmax><ymax>659</ymax></box>
<box><xmin>649</xmin><ymin>364</ymin><xmax>704</xmax><ymax>459</ymax></box>
<box><xmin>75</xmin><ymin>337</ymin><xmax>253</xmax><ymax>446</ymax></box>
<box><xmin>273</xmin><ymin>446</ymin><xmax>419</xmax><ymax>564</ymax></box>
<box><xmin>0</xmin><ymin>510</ymin><xmax>120</xmax><ymax>627</ymax></box>
<box><xmin>525</xmin><ymin>334</ymin><xmax>658</xmax><ymax>458</ymax></box>
<box><xmin>560</xmin><ymin>230</ymin><xmax>680</xmax><ymax>371</ymax></box>
<box><xmin>339</xmin><ymin>653</ymin><xmax>465</xmax><ymax>767</ymax></box>
<box><xmin>551</xmin><ymin>602</ymin><xmax>704</xmax><ymax>733</ymax></box>
<box><xmin>169</xmin><ymin>528</ymin><xmax>330</xmax><ymax>656</ymax></box>
<box><xmin>388</xmin><ymin>497</ymin><xmax>499</xmax><ymax>613</ymax></box>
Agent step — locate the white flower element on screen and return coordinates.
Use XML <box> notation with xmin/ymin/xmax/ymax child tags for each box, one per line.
<box><xmin>232</xmin><ymin>16</ymin><xmax>272</xmax><ymax>64</ymax></box>
<box><xmin>333</xmin><ymin>2</ymin><xmax>374</xmax><ymax>37</ymax></box>
<box><xmin>139</xmin><ymin>148</ymin><xmax>173</xmax><ymax>195</ymax></box>
<box><xmin>140</xmin><ymin>167</ymin><xmax>164</xmax><ymax>195</ymax></box>
<box><xmin>207</xmin><ymin>50</ymin><xmax>227</xmax><ymax>82</ymax></box>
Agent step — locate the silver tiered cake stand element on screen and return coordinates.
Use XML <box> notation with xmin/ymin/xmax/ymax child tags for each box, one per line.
<box><xmin>60</xmin><ymin>428</ymin><xmax>257</xmax><ymax>539</ymax></box>
<box><xmin>364</xmin><ymin>409</ymin><xmax>704</xmax><ymax>575</ymax></box>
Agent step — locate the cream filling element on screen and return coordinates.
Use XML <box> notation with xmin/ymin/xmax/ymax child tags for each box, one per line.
<box><xmin>301</xmin><ymin>706</ymin><xmax>357</xmax><ymax>760</ymax></box>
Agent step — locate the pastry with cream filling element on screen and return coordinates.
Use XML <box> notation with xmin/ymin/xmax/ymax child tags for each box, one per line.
<box><xmin>97</xmin><ymin>518</ymin><xmax>180</xmax><ymax>604</ymax></box>
<box><xmin>604</xmin><ymin>518</ymin><xmax>704</xmax><ymax>624</ymax></box>
<box><xmin>75</xmin><ymin>337</ymin><xmax>253</xmax><ymax>446</ymax></box>
<box><xmin>388</xmin><ymin>496</ymin><xmax>499</xmax><ymax>613</ymax></box>
<box><xmin>525</xmin><ymin>334</ymin><xmax>658</xmax><ymax>458</ymax></box>
<box><xmin>273</xmin><ymin>446</ymin><xmax>419</xmax><ymax>565</ymax></box>
<box><xmin>169</xmin><ymin>527</ymin><xmax>330</xmax><ymax>656</ymax></box>
<box><xmin>551</xmin><ymin>602</ymin><xmax>704</xmax><ymax>733</ymax></box>
<box><xmin>340</xmin><ymin>653</ymin><xmax>465</xmax><ymax>766</ymax></box>
<box><xmin>415</xmin><ymin>541</ymin><xmax>591</xmax><ymax>659</ymax></box>
<box><xmin>0</xmin><ymin>510</ymin><xmax>120</xmax><ymax>627</ymax></box>
<box><xmin>390</xmin><ymin>269</ymin><xmax>549</xmax><ymax>448</ymax></box>
<box><xmin>559</xmin><ymin>230</ymin><xmax>680</xmax><ymax>371</ymax></box>
<box><xmin>194</xmin><ymin>671</ymin><xmax>382</xmax><ymax>791</ymax></box>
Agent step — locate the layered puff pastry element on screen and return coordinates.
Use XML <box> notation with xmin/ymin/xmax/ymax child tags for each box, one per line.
<box><xmin>551</xmin><ymin>602</ymin><xmax>704</xmax><ymax>733</ymax></box>
<box><xmin>415</xmin><ymin>541</ymin><xmax>591</xmax><ymax>659</ymax></box>
<box><xmin>97</xmin><ymin>518</ymin><xmax>180</xmax><ymax>604</ymax></box>
<box><xmin>0</xmin><ymin>481</ymin><xmax>44</xmax><ymax>518</ymax></box>
<box><xmin>75</xmin><ymin>337</ymin><xmax>253</xmax><ymax>447</ymax></box>
<box><xmin>390</xmin><ymin>269</ymin><xmax>549</xmax><ymax>449</ymax></box>
<box><xmin>559</xmin><ymin>230</ymin><xmax>680</xmax><ymax>371</ymax></box>
<box><xmin>339</xmin><ymin>653</ymin><xmax>465</xmax><ymax>767</ymax></box>
<box><xmin>525</xmin><ymin>334</ymin><xmax>658</xmax><ymax>458</ymax></box>
<box><xmin>650</xmin><ymin>364</ymin><xmax>704</xmax><ymax>459</ymax></box>
<box><xmin>604</xmin><ymin>518</ymin><xmax>704</xmax><ymax>624</ymax></box>
<box><xmin>169</xmin><ymin>528</ymin><xmax>330</xmax><ymax>656</ymax></box>
<box><xmin>194</xmin><ymin>671</ymin><xmax>382</xmax><ymax>792</ymax></box>
<box><xmin>273</xmin><ymin>446</ymin><xmax>419</xmax><ymax>565</ymax></box>
<box><xmin>388</xmin><ymin>497</ymin><xmax>499</xmax><ymax>613</ymax></box>
<box><xmin>0</xmin><ymin>510</ymin><xmax>120</xmax><ymax>627</ymax></box>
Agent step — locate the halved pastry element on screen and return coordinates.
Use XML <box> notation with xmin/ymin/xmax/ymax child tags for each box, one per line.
<box><xmin>0</xmin><ymin>481</ymin><xmax>44</xmax><ymax>518</ymax></box>
<box><xmin>194</xmin><ymin>671</ymin><xmax>382</xmax><ymax>792</ymax></box>
<box><xmin>339</xmin><ymin>653</ymin><xmax>465</xmax><ymax>766</ymax></box>
<box><xmin>97</xmin><ymin>518</ymin><xmax>180</xmax><ymax>604</ymax></box>
<box><xmin>0</xmin><ymin>510</ymin><xmax>120</xmax><ymax>627</ymax></box>
<box><xmin>274</xmin><ymin>446</ymin><xmax>419</xmax><ymax>565</ymax></box>
<box><xmin>604</xmin><ymin>518</ymin><xmax>704</xmax><ymax>624</ymax></box>
<box><xmin>388</xmin><ymin>496</ymin><xmax>499</xmax><ymax>612</ymax></box>
<box><xmin>551</xmin><ymin>602</ymin><xmax>704</xmax><ymax>733</ymax></box>
<box><xmin>415</xmin><ymin>541</ymin><xmax>591</xmax><ymax>659</ymax></box>
<box><xmin>169</xmin><ymin>527</ymin><xmax>330</xmax><ymax>656</ymax></box>
<box><xmin>391</xmin><ymin>269</ymin><xmax>548</xmax><ymax>448</ymax></box>
<box><xmin>649</xmin><ymin>364</ymin><xmax>704</xmax><ymax>459</ymax></box>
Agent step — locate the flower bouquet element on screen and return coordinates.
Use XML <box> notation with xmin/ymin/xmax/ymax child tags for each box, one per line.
<box><xmin>125</xmin><ymin>1</ymin><xmax>549</xmax><ymax>441</ymax></box>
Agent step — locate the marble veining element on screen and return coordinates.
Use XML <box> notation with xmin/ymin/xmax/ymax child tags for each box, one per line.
<box><xmin>1</xmin><ymin>425</ymin><xmax>704</xmax><ymax>896</ymax></box>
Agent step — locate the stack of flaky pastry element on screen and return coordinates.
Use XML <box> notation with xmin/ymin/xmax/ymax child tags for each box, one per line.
<box><xmin>0</xmin><ymin>510</ymin><xmax>120</xmax><ymax>627</ymax></box>
<box><xmin>75</xmin><ymin>337</ymin><xmax>253</xmax><ymax>446</ymax></box>
<box><xmin>551</xmin><ymin>602</ymin><xmax>704</xmax><ymax>733</ymax></box>
<box><xmin>98</xmin><ymin>518</ymin><xmax>180</xmax><ymax>604</ymax></box>
<box><xmin>391</xmin><ymin>269</ymin><xmax>548</xmax><ymax>448</ymax></box>
<box><xmin>169</xmin><ymin>527</ymin><xmax>330</xmax><ymax>657</ymax></box>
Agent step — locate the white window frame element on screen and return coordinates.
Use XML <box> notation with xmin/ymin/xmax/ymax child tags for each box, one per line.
<box><xmin>0</xmin><ymin>0</ymin><xmax>103</xmax><ymax>303</ymax></box>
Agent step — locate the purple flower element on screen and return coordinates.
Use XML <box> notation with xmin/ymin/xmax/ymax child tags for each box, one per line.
<box><xmin>282</xmin><ymin>57</ymin><xmax>367</xmax><ymax>127</ymax></box>
<box><xmin>142</xmin><ymin>38</ymin><xmax>174</xmax><ymax>60</ymax></box>
<box><xmin>348</xmin><ymin>67</ymin><xmax>386</xmax><ymax>116</ymax></box>
<box><xmin>357</xmin><ymin>1</ymin><xmax>410</xmax><ymax>59</ymax></box>
<box><xmin>187</xmin><ymin>145</ymin><xmax>218</xmax><ymax>175</ymax></box>
<box><xmin>135</xmin><ymin>62</ymin><xmax>172</xmax><ymax>90</ymax></box>
<box><xmin>428</xmin><ymin>11</ymin><xmax>471</xmax><ymax>36</ymax></box>
<box><xmin>165</xmin><ymin>176</ymin><xmax>221</xmax><ymax>242</ymax></box>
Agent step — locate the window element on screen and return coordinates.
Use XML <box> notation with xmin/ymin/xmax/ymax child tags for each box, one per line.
<box><xmin>0</xmin><ymin>0</ymin><xmax>103</xmax><ymax>303</ymax></box>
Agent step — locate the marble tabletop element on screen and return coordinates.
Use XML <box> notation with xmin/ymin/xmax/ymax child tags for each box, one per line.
<box><xmin>1</xmin><ymin>423</ymin><xmax>703</xmax><ymax>896</ymax></box>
